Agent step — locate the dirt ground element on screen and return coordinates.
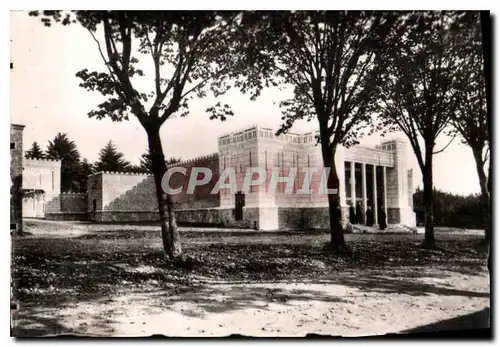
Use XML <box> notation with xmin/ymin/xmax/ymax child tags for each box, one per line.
<box><xmin>12</xmin><ymin>220</ymin><xmax>490</xmax><ymax>337</ymax></box>
<box><xmin>15</xmin><ymin>271</ymin><xmax>489</xmax><ymax>337</ymax></box>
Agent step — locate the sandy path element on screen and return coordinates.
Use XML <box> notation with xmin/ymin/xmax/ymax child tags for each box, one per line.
<box><xmin>15</xmin><ymin>269</ymin><xmax>490</xmax><ymax>337</ymax></box>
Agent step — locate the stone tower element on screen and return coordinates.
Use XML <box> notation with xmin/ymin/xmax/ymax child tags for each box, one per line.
<box><xmin>10</xmin><ymin>123</ymin><xmax>25</xmax><ymax>234</ymax></box>
<box><xmin>380</xmin><ymin>138</ymin><xmax>416</xmax><ymax>227</ymax></box>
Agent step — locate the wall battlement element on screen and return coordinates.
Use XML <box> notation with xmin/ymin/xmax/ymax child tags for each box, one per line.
<box><xmin>60</xmin><ymin>192</ymin><xmax>86</xmax><ymax>196</ymax></box>
<box><xmin>219</xmin><ymin>124</ymin><xmax>259</xmax><ymax>139</ymax></box>
<box><xmin>24</xmin><ymin>158</ymin><xmax>61</xmax><ymax>164</ymax></box>
<box><xmin>98</xmin><ymin>171</ymin><xmax>152</xmax><ymax>176</ymax></box>
<box><xmin>172</xmin><ymin>153</ymin><xmax>219</xmax><ymax>167</ymax></box>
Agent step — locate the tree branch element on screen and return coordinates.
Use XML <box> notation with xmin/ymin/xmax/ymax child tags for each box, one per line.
<box><xmin>433</xmin><ymin>133</ymin><xmax>456</xmax><ymax>154</ymax></box>
<box><xmin>87</xmin><ymin>28</ymin><xmax>122</xmax><ymax>91</ymax></box>
<box><xmin>144</xmin><ymin>26</ymin><xmax>162</xmax><ymax>98</ymax></box>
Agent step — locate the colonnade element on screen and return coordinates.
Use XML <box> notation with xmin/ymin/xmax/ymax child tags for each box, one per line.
<box><xmin>347</xmin><ymin>161</ymin><xmax>388</xmax><ymax>224</ymax></box>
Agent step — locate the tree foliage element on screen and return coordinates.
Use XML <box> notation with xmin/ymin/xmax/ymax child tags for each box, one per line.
<box><xmin>413</xmin><ymin>188</ymin><xmax>484</xmax><ymax>229</ymax></box>
<box><xmin>375</xmin><ymin>11</ymin><xmax>477</xmax><ymax>247</ymax></box>
<box><xmin>376</xmin><ymin>11</ymin><xmax>474</xmax><ymax>170</ymax></box>
<box><xmin>136</xmin><ymin>150</ymin><xmax>181</xmax><ymax>173</ymax></box>
<box><xmin>77</xmin><ymin>158</ymin><xmax>95</xmax><ymax>193</ymax></box>
<box><xmin>447</xmin><ymin>12</ymin><xmax>490</xmax><ymax>241</ymax></box>
<box><xmin>28</xmin><ymin>11</ymin><xmax>243</xmax><ymax>259</ymax></box>
<box><xmin>235</xmin><ymin>11</ymin><xmax>397</xmax><ymax>147</ymax></box>
<box><xmin>29</xmin><ymin>11</ymin><xmax>238</xmax><ymax>126</ymax></box>
<box><xmin>25</xmin><ymin>141</ymin><xmax>45</xmax><ymax>160</ymax></box>
<box><xmin>94</xmin><ymin>141</ymin><xmax>131</xmax><ymax>173</ymax></box>
<box><xmin>449</xmin><ymin>13</ymin><xmax>488</xmax><ymax>159</ymax></box>
<box><xmin>232</xmin><ymin>11</ymin><xmax>397</xmax><ymax>249</ymax></box>
<box><xmin>45</xmin><ymin>133</ymin><xmax>82</xmax><ymax>192</ymax></box>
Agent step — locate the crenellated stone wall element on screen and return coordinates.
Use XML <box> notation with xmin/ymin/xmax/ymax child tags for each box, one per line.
<box><xmin>36</xmin><ymin>124</ymin><xmax>416</xmax><ymax>231</ymax></box>
<box><xmin>60</xmin><ymin>192</ymin><xmax>87</xmax><ymax>212</ymax></box>
<box><xmin>87</xmin><ymin>154</ymin><xmax>221</xmax><ymax>222</ymax></box>
<box><xmin>168</xmin><ymin>153</ymin><xmax>221</xmax><ymax>209</ymax></box>
<box><xmin>22</xmin><ymin>158</ymin><xmax>62</xmax><ymax>219</ymax></box>
<box><xmin>101</xmin><ymin>173</ymin><xmax>158</xmax><ymax>212</ymax></box>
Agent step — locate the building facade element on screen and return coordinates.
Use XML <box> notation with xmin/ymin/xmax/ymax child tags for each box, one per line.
<box><xmin>87</xmin><ymin>125</ymin><xmax>416</xmax><ymax>230</ymax></box>
<box><xmin>11</xmin><ymin>123</ymin><xmax>87</xmax><ymax>221</ymax></box>
<box><xmin>10</xmin><ymin>124</ymin><xmax>25</xmax><ymax>234</ymax></box>
<box><xmin>22</xmin><ymin>158</ymin><xmax>87</xmax><ymax>220</ymax></box>
<box><xmin>22</xmin><ymin>158</ymin><xmax>61</xmax><ymax>218</ymax></box>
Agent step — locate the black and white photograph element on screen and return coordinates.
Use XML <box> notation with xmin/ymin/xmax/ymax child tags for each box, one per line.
<box><xmin>9</xmin><ymin>8</ymin><xmax>492</xmax><ymax>338</ymax></box>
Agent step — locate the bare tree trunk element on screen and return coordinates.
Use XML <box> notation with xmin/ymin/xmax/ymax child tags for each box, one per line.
<box><xmin>147</xmin><ymin>127</ymin><xmax>183</xmax><ymax>260</ymax></box>
<box><xmin>422</xmin><ymin>144</ymin><xmax>435</xmax><ymax>248</ymax></box>
<box><xmin>472</xmin><ymin>149</ymin><xmax>490</xmax><ymax>243</ymax></box>
<box><xmin>321</xmin><ymin>143</ymin><xmax>348</xmax><ymax>252</ymax></box>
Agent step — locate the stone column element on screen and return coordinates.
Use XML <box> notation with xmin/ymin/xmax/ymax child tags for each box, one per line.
<box><xmin>334</xmin><ymin>147</ymin><xmax>346</xmax><ymax>207</ymax></box>
<box><xmin>383</xmin><ymin>166</ymin><xmax>388</xmax><ymax>216</ymax></box>
<box><xmin>373</xmin><ymin>164</ymin><xmax>378</xmax><ymax>225</ymax></box>
<box><xmin>362</xmin><ymin>163</ymin><xmax>367</xmax><ymax>224</ymax></box>
<box><xmin>350</xmin><ymin>161</ymin><xmax>356</xmax><ymax>206</ymax></box>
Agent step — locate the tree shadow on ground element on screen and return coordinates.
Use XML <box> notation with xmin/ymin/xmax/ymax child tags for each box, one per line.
<box><xmin>11</xmin><ymin>226</ymin><xmax>489</xmax><ymax>336</ymax></box>
<box><xmin>108</xmin><ymin>283</ymin><xmax>355</xmax><ymax>319</ymax></box>
<box><xmin>12</xmin><ymin>234</ymin><xmax>489</xmax><ymax>308</ymax></box>
<box><xmin>400</xmin><ymin>307</ymin><xmax>491</xmax><ymax>334</ymax></box>
<box><xmin>12</xmin><ymin>310</ymin><xmax>76</xmax><ymax>337</ymax></box>
<box><xmin>331</xmin><ymin>272</ymin><xmax>490</xmax><ymax>298</ymax></box>
<box><xmin>11</xmin><ymin>267</ymin><xmax>490</xmax><ymax>337</ymax></box>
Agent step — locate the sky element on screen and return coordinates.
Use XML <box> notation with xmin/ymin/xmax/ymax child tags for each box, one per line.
<box><xmin>9</xmin><ymin>10</ymin><xmax>484</xmax><ymax>196</ymax></box>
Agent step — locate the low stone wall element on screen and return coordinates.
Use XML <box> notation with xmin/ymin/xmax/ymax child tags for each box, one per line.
<box><xmin>278</xmin><ymin>208</ymin><xmax>306</xmax><ymax>229</ymax></box>
<box><xmin>60</xmin><ymin>193</ymin><xmax>87</xmax><ymax>213</ymax></box>
<box><xmin>175</xmin><ymin>209</ymin><xmax>222</xmax><ymax>226</ymax></box>
<box><xmin>86</xmin><ymin>205</ymin><xmax>370</xmax><ymax>231</ymax></box>
<box><xmin>387</xmin><ymin>208</ymin><xmax>401</xmax><ymax>224</ymax></box>
<box><xmin>45</xmin><ymin>194</ymin><xmax>61</xmax><ymax>213</ymax></box>
<box><xmin>279</xmin><ymin>206</ymin><xmax>349</xmax><ymax>230</ymax></box>
<box><xmin>93</xmin><ymin>211</ymin><xmax>160</xmax><ymax>223</ymax></box>
<box><xmin>302</xmin><ymin>208</ymin><xmax>330</xmax><ymax>230</ymax></box>
<box><xmin>46</xmin><ymin>212</ymin><xmax>88</xmax><ymax>221</ymax></box>
<box><xmin>91</xmin><ymin>207</ymin><xmax>260</xmax><ymax>229</ymax></box>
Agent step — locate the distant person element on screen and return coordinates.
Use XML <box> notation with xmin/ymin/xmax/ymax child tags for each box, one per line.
<box><xmin>378</xmin><ymin>206</ymin><xmax>387</xmax><ymax>230</ymax></box>
<box><xmin>355</xmin><ymin>202</ymin><xmax>363</xmax><ymax>224</ymax></box>
<box><xmin>349</xmin><ymin>204</ymin><xmax>356</xmax><ymax>224</ymax></box>
<box><xmin>366</xmin><ymin>206</ymin><xmax>374</xmax><ymax>227</ymax></box>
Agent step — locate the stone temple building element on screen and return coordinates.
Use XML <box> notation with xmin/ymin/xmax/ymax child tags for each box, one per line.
<box><xmin>86</xmin><ymin>125</ymin><xmax>417</xmax><ymax>230</ymax></box>
<box><xmin>12</xmin><ymin>122</ymin><xmax>415</xmax><ymax>230</ymax></box>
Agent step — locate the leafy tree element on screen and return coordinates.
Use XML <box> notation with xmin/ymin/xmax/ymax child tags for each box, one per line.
<box><xmin>138</xmin><ymin>150</ymin><xmax>154</xmax><ymax>173</ymax></box>
<box><xmin>481</xmin><ymin>12</ymin><xmax>492</xmax><ymax>246</ymax></box>
<box><xmin>376</xmin><ymin>11</ymin><xmax>474</xmax><ymax>248</ymax></box>
<box><xmin>138</xmin><ymin>150</ymin><xmax>181</xmax><ymax>173</ymax></box>
<box><xmin>94</xmin><ymin>141</ymin><xmax>130</xmax><ymax>173</ymax></box>
<box><xmin>166</xmin><ymin>157</ymin><xmax>181</xmax><ymax>166</ymax></box>
<box><xmin>25</xmin><ymin>141</ymin><xmax>45</xmax><ymax>160</ymax></box>
<box><xmin>234</xmin><ymin>11</ymin><xmax>397</xmax><ymax>251</ymax></box>
<box><xmin>77</xmin><ymin>158</ymin><xmax>95</xmax><ymax>193</ymax></box>
<box><xmin>29</xmin><ymin>11</ymin><xmax>238</xmax><ymax>259</ymax></box>
<box><xmin>448</xmin><ymin>13</ymin><xmax>490</xmax><ymax>242</ymax></box>
<box><xmin>413</xmin><ymin>187</ymin><xmax>484</xmax><ymax>229</ymax></box>
<box><xmin>45</xmin><ymin>133</ymin><xmax>82</xmax><ymax>192</ymax></box>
